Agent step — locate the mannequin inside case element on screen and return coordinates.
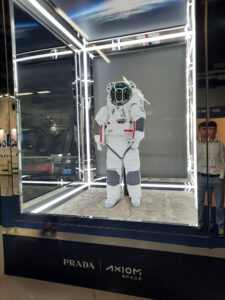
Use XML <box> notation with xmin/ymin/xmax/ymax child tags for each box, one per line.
<box><xmin>95</xmin><ymin>81</ymin><xmax>146</xmax><ymax>209</ymax></box>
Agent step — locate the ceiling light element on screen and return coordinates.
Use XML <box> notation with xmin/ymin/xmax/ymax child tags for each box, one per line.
<box><xmin>86</xmin><ymin>32</ymin><xmax>186</xmax><ymax>52</ymax></box>
<box><xmin>37</xmin><ymin>91</ymin><xmax>51</xmax><ymax>94</ymax></box>
<box><xmin>17</xmin><ymin>92</ymin><xmax>33</xmax><ymax>96</ymax></box>
<box><xmin>16</xmin><ymin>50</ymin><xmax>73</xmax><ymax>62</ymax></box>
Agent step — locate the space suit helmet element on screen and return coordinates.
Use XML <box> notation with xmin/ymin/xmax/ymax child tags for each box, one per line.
<box><xmin>110</xmin><ymin>82</ymin><xmax>132</xmax><ymax>106</ymax></box>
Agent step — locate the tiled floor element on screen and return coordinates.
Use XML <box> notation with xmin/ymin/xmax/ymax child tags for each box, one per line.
<box><xmin>0</xmin><ymin>231</ymin><xmax>150</xmax><ymax>300</ymax></box>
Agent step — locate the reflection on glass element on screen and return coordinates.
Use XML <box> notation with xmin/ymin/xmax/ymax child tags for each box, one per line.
<box><xmin>196</xmin><ymin>0</ymin><xmax>225</xmax><ymax>238</ymax></box>
<box><xmin>197</xmin><ymin>120</ymin><xmax>225</xmax><ymax>237</ymax></box>
<box><xmin>18</xmin><ymin>58</ymin><xmax>80</xmax><ymax>204</ymax></box>
<box><xmin>51</xmin><ymin>0</ymin><xmax>187</xmax><ymax>41</ymax></box>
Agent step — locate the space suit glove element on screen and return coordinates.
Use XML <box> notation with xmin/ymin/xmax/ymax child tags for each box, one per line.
<box><xmin>96</xmin><ymin>142</ymin><xmax>103</xmax><ymax>151</ymax></box>
<box><xmin>94</xmin><ymin>135</ymin><xmax>104</xmax><ymax>151</ymax></box>
<box><xmin>131</xmin><ymin>139</ymin><xmax>141</xmax><ymax>150</ymax></box>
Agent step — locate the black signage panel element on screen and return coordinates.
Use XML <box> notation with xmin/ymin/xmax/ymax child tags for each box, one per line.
<box><xmin>3</xmin><ymin>234</ymin><xmax>225</xmax><ymax>300</ymax></box>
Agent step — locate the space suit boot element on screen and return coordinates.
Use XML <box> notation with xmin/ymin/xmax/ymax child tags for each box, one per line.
<box><xmin>131</xmin><ymin>197</ymin><xmax>141</xmax><ymax>208</ymax></box>
<box><xmin>105</xmin><ymin>198</ymin><xmax>120</xmax><ymax>208</ymax></box>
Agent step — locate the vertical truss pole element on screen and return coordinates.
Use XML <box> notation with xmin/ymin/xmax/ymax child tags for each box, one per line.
<box><xmin>83</xmin><ymin>43</ymin><xmax>91</xmax><ymax>186</ymax></box>
<box><xmin>186</xmin><ymin>0</ymin><xmax>197</xmax><ymax>206</ymax></box>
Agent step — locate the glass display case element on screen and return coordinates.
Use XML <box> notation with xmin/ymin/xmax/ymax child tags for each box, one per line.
<box><xmin>11</xmin><ymin>0</ymin><xmax>199</xmax><ymax>229</ymax></box>
<box><xmin>2</xmin><ymin>1</ymin><xmax>225</xmax><ymax>299</ymax></box>
<box><xmin>5</xmin><ymin>0</ymin><xmax>225</xmax><ymax>241</ymax></box>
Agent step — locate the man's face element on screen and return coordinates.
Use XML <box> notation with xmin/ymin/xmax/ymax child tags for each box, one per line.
<box><xmin>208</xmin><ymin>126</ymin><xmax>217</xmax><ymax>139</ymax></box>
<box><xmin>199</xmin><ymin>126</ymin><xmax>207</xmax><ymax>139</ymax></box>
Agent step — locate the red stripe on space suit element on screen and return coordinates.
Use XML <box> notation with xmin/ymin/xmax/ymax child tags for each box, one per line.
<box><xmin>100</xmin><ymin>125</ymin><xmax>103</xmax><ymax>143</ymax></box>
<box><xmin>123</xmin><ymin>121</ymin><xmax>136</xmax><ymax>137</ymax></box>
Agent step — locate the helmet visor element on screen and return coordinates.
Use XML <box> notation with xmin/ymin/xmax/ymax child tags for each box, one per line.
<box><xmin>111</xmin><ymin>83</ymin><xmax>132</xmax><ymax>106</ymax></box>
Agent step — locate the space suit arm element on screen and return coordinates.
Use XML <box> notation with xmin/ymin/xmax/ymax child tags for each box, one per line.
<box><xmin>129</xmin><ymin>90</ymin><xmax>146</xmax><ymax>150</ymax></box>
<box><xmin>94</xmin><ymin>106</ymin><xmax>108</xmax><ymax>150</ymax></box>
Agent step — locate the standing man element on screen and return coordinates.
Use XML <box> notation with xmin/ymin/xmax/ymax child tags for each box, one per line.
<box><xmin>197</xmin><ymin>121</ymin><xmax>225</xmax><ymax>237</ymax></box>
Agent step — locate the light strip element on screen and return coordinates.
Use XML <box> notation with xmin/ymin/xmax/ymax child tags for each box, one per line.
<box><xmin>93</xmin><ymin>176</ymin><xmax>107</xmax><ymax>181</ymax></box>
<box><xmin>83</xmin><ymin>49</ymin><xmax>91</xmax><ymax>186</ymax></box>
<box><xmin>17</xmin><ymin>92</ymin><xmax>33</xmax><ymax>96</ymax></box>
<box><xmin>86</xmin><ymin>26</ymin><xmax>186</xmax><ymax>45</ymax></box>
<box><xmin>22</xmin><ymin>181</ymin><xmax>70</xmax><ymax>185</ymax></box>
<box><xmin>69</xmin><ymin>181</ymin><xmax>84</xmax><ymax>186</ymax></box>
<box><xmin>90</xmin><ymin>182</ymin><xmax>106</xmax><ymax>186</ymax></box>
<box><xmin>90</xmin><ymin>182</ymin><xmax>194</xmax><ymax>189</ymax></box>
<box><xmin>22</xmin><ymin>180</ymin><xmax>83</xmax><ymax>186</ymax></box>
<box><xmin>37</xmin><ymin>90</ymin><xmax>51</xmax><ymax>94</ymax></box>
<box><xmin>26</xmin><ymin>0</ymin><xmax>83</xmax><ymax>50</ymax></box>
<box><xmin>31</xmin><ymin>184</ymin><xmax>88</xmax><ymax>213</ymax></box>
<box><xmin>190</xmin><ymin>0</ymin><xmax>198</xmax><ymax>209</ymax></box>
<box><xmin>86</xmin><ymin>32</ymin><xmax>186</xmax><ymax>52</ymax></box>
<box><xmin>16</xmin><ymin>50</ymin><xmax>73</xmax><ymax>62</ymax></box>
<box><xmin>75</xmin><ymin>54</ymin><xmax>82</xmax><ymax>180</ymax></box>
<box><xmin>16</xmin><ymin>46</ymin><xmax>67</xmax><ymax>56</ymax></box>
<box><xmin>141</xmin><ymin>183</ymin><xmax>194</xmax><ymax>189</ymax></box>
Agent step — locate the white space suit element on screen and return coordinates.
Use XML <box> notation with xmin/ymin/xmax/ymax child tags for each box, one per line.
<box><xmin>95</xmin><ymin>81</ymin><xmax>146</xmax><ymax>208</ymax></box>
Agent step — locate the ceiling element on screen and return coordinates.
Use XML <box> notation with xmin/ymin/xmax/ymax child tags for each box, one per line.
<box><xmin>49</xmin><ymin>0</ymin><xmax>186</xmax><ymax>41</ymax></box>
<box><xmin>13</xmin><ymin>0</ymin><xmax>225</xmax><ymax>75</ymax></box>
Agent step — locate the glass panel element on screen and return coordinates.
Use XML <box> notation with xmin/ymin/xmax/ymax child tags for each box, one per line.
<box><xmin>14</xmin><ymin>4</ymin><xmax>63</xmax><ymax>54</ymax></box>
<box><xmin>18</xmin><ymin>58</ymin><xmax>79</xmax><ymax>205</ymax></box>
<box><xmin>207</xmin><ymin>0</ymin><xmax>225</xmax><ymax>238</ymax></box>
<box><xmin>196</xmin><ymin>0</ymin><xmax>225</xmax><ymax>238</ymax></box>
<box><xmin>13</xmin><ymin>4</ymin><xmax>86</xmax><ymax>211</ymax></box>
<box><xmin>13</xmin><ymin>0</ymin><xmax>199</xmax><ymax>231</ymax></box>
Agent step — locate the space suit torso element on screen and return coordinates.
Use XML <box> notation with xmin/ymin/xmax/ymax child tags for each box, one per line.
<box><xmin>95</xmin><ymin>87</ymin><xmax>146</xmax><ymax>143</ymax></box>
<box><xmin>106</xmin><ymin>105</ymin><xmax>134</xmax><ymax>138</ymax></box>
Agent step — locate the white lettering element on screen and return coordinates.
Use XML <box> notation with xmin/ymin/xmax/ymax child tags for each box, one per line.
<box><xmin>105</xmin><ymin>265</ymin><xmax>142</xmax><ymax>281</ymax></box>
<box><xmin>125</xmin><ymin>267</ymin><xmax>132</xmax><ymax>274</ymax></box>
<box><xmin>115</xmin><ymin>266</ymin><xmax>121</xmax><ymax>273</ymax></box>
<box><xmin>63</xmin><ymin>258</ymin><xmax>95</xmax><ymax>270</ymax></box>
<box><xmin>89</xmin><ymin>262</ymin><xmax>95</xmax><ymax>270</ymax></box>
<box><xmin>70</xmin><ymin>260</ymin><xmax>75</xmax><ymax>267</ymax></box>
<box><xmin>76</xmin><ymin>260</ymin><xmax>82</xmax><ymax>268</ymax></box>
<box><xmin>106</xmin><ymin>265</ymin><xmax>113</xmax><ymax>272</ymax></box>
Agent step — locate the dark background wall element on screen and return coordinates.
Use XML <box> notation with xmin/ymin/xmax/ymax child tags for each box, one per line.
<box><xmin>94</xmin><ymin>45</ymin><xmax>186</xmax><ymax>178</ymax></box>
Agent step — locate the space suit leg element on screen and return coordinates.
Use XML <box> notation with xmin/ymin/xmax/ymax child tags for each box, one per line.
<box><xmin>105</xmin><ymin>147</ymin><xmax>122</xmax><ymax>208</ymax></box>
<box><xmin>123</xmin><ymin>148</ymin><xmax>142</xmax><ymax>207</ymax></box>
